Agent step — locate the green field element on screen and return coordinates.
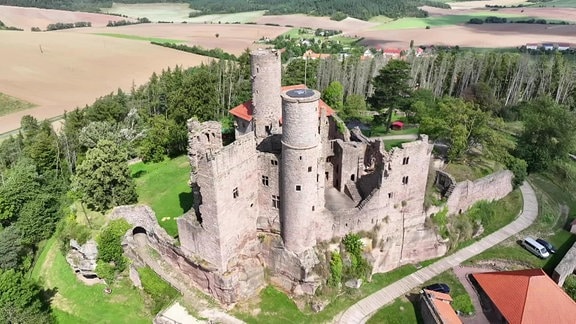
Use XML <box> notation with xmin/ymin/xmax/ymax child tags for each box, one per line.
<box><xmin>94</xmin><ymin>33</ymin><xmax>185</xmax><ymax>44</ymax></box>
<box><xmin>370</xmin><ymin>12</ymin><xmax>524</xmax><ymax>30</ymax></box>
<box><xmin>533</xmin><ymin>0</ymin><xmax>576</xmax><ymax>7</ymax></box>
<box><xmin>31</xmin><ymin>238</ymin><xmax>151</xmax><ymax>323</ymax></box>
<box><xmin>0</xmin><ymin>92</ymin><xmax>35</xmax><ymax>116</ymax></box>
<box><xmin>130</xmin><ymin>156</ymin><xmax>192</xmax><ymax>237</ymax></box>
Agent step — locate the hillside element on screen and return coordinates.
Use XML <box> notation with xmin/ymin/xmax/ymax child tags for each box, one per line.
<box><xmin>0</xmin><ymin>0</ymin><xmax>451</xmax><ymax>20</ymax></box>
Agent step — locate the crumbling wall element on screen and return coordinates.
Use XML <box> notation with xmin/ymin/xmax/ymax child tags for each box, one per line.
<box><xmin>445</xmin><ymin>170</ymin><xmax>513</xmax><ymax>215</ymax></box>
<box><xmin>553</xmin><ymin>241</ymin><xmax>576</xmax><ymax>286</ymax></box>
<box><xmin>179</xmin><ymin>131</ymin><xmax>260</xmax><ymax>272</ymax></box>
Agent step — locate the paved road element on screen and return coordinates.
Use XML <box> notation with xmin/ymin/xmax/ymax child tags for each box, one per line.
<box><xmin>337</xmin><ymin>182</ymin><xmax>538</xmax><ymax>324</ymax></box>
<box><xmin>453</xmin><ymin>265</ymin><xmax>495</xmax><ymax>324</ymax></box>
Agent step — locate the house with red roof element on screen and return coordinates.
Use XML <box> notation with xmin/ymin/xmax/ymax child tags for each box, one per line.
<box><xmin>420</xmin><ymin>289</ymin><xmax>462</xmax><ymax>324</ymax></box>
<box><xmin>471</xmin><ymin>269</ymin><xmax>576</xmax><ymax>324</ymax></box>
<box><xmin>382</xmin><ymin>48</ymin><xmax>403</xmax><ymax>58</ymax></box>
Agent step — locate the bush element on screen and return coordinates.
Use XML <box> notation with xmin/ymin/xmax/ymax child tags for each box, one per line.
<box><xmin>563</xmin><ymin>275</ymin><xmax>576</xmax><ymax>301</ymax></box>
<box><xmin>328</xmin><ymin>252</ymin><xmax>343</xmax><ymax>287</ymax></box>
<box><xmin>97</xmin><ymin>219</ymin><xmax>131</xmax><ymax>280</ymax></box>
<box><xmin>452</xmin><ymin>294</ymin><xmax>474</xmax><ymax>314</ymax></box>
<box><xmin>138</xmin><ymin>266</ymin><xmax>179</xmax><ymax>314</ymax></box>
<box><xmin>330</xmin><ymin>12</ymin><xmax>348</xmax><ymax>21</ymax></box>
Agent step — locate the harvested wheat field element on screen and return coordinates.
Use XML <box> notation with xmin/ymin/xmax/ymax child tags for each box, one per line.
<box><xmin>0</xmin><ymin>31</ymin><xmax>209</xmax><ymax>134</ymax></box>
<box><xmin>70</xmin><ymin>23</ymin><xmax>290</xmax><ymax>55</ymax></box>
<box><xmin>356</xmin><ymin>23</ymin><xmax>576</xmax><ymax>49</ymax></box>
<box><xmin>499</xmin><ymin>7</ymin><xmax>576</xmax><ymax>22</ymax></box>
<box><xmin>446</xmin><ymin>0</ymin><xmax>528</xmax><ymax>10</ymax></box>
<box><xmin>0</xmin><ymin>5</ymin><xmax>130</xmax><ymax>30</ymax></box>
<box><xmin>256</xmin><ymin>15</ymin><xmax>377</xmax><ymax>34</ymax></box>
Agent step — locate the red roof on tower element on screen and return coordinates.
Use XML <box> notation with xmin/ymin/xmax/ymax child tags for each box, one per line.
<box><xmin>229</xmin><ymin>84</ymin><xmax>334</xmax><ymax>122</ymax></box>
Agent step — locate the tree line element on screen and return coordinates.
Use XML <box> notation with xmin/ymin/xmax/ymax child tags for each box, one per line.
<box><xmin>0</xmin><ymin>0</ymin><xmax>450</xmax><ymax>21</ymax></box>
<box><xmin>186</xmin><ymin>0</ymin><xmax>450</xmax><ymax>20</ymax></box>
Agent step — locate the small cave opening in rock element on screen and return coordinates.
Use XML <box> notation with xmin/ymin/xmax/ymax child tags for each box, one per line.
<box><xmin>132</xmin><ymin>226</ymin><xmax>147</xmax><ymax>236</ymax></box>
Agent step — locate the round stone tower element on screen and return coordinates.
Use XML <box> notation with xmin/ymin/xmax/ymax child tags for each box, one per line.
<box><xmin>280</xmin><ymin>88</ymin><xmax>322</xmax><ymax>254</ymax></box>
<box><xmin>251</xmin><ymin>49</ymin><xmax>281</xmax><ymax>140</ymax></box>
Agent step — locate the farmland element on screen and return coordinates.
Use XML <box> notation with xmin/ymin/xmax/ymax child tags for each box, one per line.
<box><xmin>370</xmin><ymin>11</ymin><xmax>524</xmax><ymax>30</ymax></box>
<box><xmin>1</xmin><ymin>3</ymin><xmax>576</xmax><ymax>135</ymax></box>
<box><xmin>0</xmin><ymin>29</ymin><xmax>209</xmax><ymax>135</ymax></box>
<box><xmin>101</xmin><ymin>3</ymin><xmax>267</xmax><ymax>24</ymax></box>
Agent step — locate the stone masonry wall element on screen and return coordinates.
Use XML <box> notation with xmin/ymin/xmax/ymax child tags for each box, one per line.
<box><xmin>256</xmin><ymin>152</ymin><xmax>281</xmax><ymax>233</ymax></box>
<box><xmin>445</xmin><ymin>170</ymin><xmax>513</xmax><ymax>215</ymax></box>
<box><xmin>179</xmin><ymin>132</ymin><xmax>259</xmax><ymax>272</ymax></box>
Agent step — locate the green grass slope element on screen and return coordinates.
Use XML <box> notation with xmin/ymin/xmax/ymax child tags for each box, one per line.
<box><xmin>130</xmin><ymin>156</ymin><xmax>193</xmax><ymax>237</ymax></box>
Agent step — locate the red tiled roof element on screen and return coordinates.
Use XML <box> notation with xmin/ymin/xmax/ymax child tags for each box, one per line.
<box><xmin>472</xmin><ymin>269</ymin><xmax>576</xmax><ymax>324</ymax></box>
<box><xmin>391</xmin><ymin>121</ymin><xmax>404</xmax><ymax>127</ymax></box>
<box><xmin>229</xmin><ymin>99</ymin><xmax>253</xmax><ymax>121</ymax></box>
<box><xmin>383</xmin><ymin>48</ymin><xmax>403</xmax><ymax>54</ymax></box>
<box><xmin>423</xmin><ymin>290</ymin><xmax>462</xmax><ymax>324</ymax></box>
<box><xmin>229</xmin><ymin>84</ymin><xmax>334</xmax><ymax>122</ymax></box>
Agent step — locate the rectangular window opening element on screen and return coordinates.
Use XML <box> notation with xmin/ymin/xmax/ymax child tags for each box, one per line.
<box><xmin>296</xmin><ymin>185</ymin><xmax>302</xmax><ymax>191</ymax></box>
<box><xmin>233</xmin><ymin>187</ymin><xmax>239</xmax><ymax>198</ymax></box>
<box><xmin>272</xmin><ymin>195</ymin><xmax>280</xmax><ymax>209</ymax></box>
<box><xmin>262</xmin><ymin>175</ymin><xmax>269</xmax><ymax>186</ymax></box>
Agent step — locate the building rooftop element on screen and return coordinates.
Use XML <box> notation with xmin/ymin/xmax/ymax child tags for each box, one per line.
<box><xmin>423</xmin><ymin>289</ymin><xmax>462</xmax><ymax>324</ymax></box>
<box><xmin>229</xmin><ymin>84</ymin><xmax>334</xmax><ymax>122</ymax></box>
<box><xmin>472</xmin><ymin>269</ymin><xmax>576</xmax><ymax>324</ymax></box>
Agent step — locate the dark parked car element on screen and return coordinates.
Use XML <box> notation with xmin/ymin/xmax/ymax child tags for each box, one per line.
<box><xmin>424</xmin><ymin>283</ymin><xmax>450</xmax><ymax>294</ymax></box>
<box><xmin>536</xmin><ymin>238</ymin><xmax>556</xmax><ymax>254</ymax></box>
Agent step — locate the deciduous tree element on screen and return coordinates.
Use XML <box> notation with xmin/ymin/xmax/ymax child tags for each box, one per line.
<box><xmin>516</xmin><ymin>97</ymin><xmax>576</xmax><ymax>172</ymax></box>
<box><xmin>72</xmin><ymin>140</ymin><xmax>137</xmax><ymax>211</ymax></box>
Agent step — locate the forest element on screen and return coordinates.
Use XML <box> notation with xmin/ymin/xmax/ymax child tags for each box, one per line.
<box><xmin>0</xmin><ymin>0</ymin><xmax>450</xmax><ymax>20</ymax></box>
<box><xmin>2</xmin><ymin>46</ymin><xmax>576</xmax><ymax>320</ymax></box>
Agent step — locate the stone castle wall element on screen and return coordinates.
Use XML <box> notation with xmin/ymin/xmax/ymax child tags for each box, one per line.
<box><xmin>444</xmin><ymin>170</ymin><xmax>513</xmax><ymax>215</ymax></box>
<box><xmin>179</xmin><ymin>132</ymin><xmax>260</xmax><ymax>272</ymax></box>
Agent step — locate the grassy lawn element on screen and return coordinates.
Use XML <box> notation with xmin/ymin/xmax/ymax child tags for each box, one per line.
<box><xmin>370</xmin><ymin>124</ymin><xmax>419</xmax><ymax>137</ymax></box>
<box><xmin>32</xmin><ymin>238</ymin><xmax>151</xmax><ymax>323</ymax></box>
<box><xmin>0</xmin><ymin>92</ymin><xmax>35</xmax><ymax>116</ymax></box>
<box><xmin>444</xmin><ymin>155</ymin><xmax>504</xmax><ymax>182</ymax></box>
<box><xmin>366</xmin><ymin>297</ymin><xmax>419</xmax><ymax>324</ymax></box>
<box><xmin>94</xmin><ymin>33</ymin><xmax>185</xmax><ymax>44</ymax></box>
<box><xmin>467</xmin><ymin>172</ymin><xmax>576</xmax><ymax>271</ymax></box>
<box><xmin>371</xmin><ymin>12</ymin><xmax>523</xmax><ymax>30</ymax></box>
<box><xmin>130</xmin><ymin>156</ymin><xmax>192</xmax><ymax>237</ymax></box>
<box><xmin>235</xmin><ymin>264</ymin><xmax>423</xmax><ymax>323</ymax></box>
<box><xmin>384</xmin><ymin>139</ymin><xmax>412</xmax><ymax>150</ymax></box>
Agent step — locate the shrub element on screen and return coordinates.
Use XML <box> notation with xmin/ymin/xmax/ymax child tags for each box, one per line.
<box><xmin>452</xmin><ymin>294</ymin><xmax>474</xmax><ymax>314</ymax></box>
<box><xmin>328</xmin><ymin>252</ymin><xmax>343</xmax><ymax>287</ymax></box>
<box><xmin>96</xmin><ymin>219</ymin><xmax>131</xmax><ymax>281</ymax></box>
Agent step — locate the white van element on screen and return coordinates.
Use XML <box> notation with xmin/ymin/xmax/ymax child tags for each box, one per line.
<box><xmin>522</xmin><ymin>237</ymin><xmax>550</xmax><ymax>258</ymax></box>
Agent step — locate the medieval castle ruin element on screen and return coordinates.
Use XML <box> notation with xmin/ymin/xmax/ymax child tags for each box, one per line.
<box><xmin>115</xmin><ymin>49</ymin><xmax>513</xmax><ymax>305</ymax></box>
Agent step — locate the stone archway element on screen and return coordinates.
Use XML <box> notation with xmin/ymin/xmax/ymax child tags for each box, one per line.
<box><xmin>132</xmin><ymin>226</ymin><xmax>148</xmax><ymax>247</ymax></box>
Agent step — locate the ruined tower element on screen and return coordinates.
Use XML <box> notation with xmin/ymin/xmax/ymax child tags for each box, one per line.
<box><xmin>280</xmin><ymin>88</ymin><xmax>322</xmax><ymax>254</ymax></box>
<box><xmin>251</xmin><ymin>49</ymin><xmax>281</xmax><ymax>141</ymax></box>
